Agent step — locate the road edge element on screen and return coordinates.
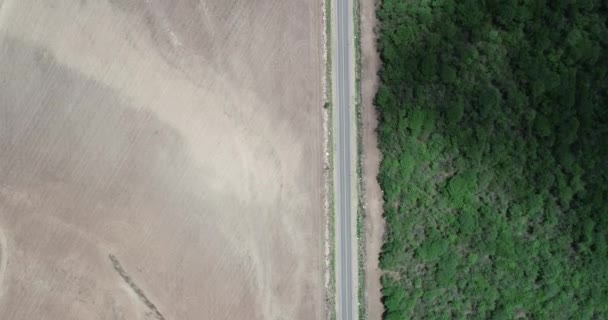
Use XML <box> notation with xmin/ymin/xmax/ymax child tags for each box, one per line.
<box><xmin>353</xmin><ymin>0</ymin><xmax>366</xmax><ymax>318</ymax></box>
<box><xmin>322</xmin><ymin>0</ymin><xmax>337</xmax><ymax>318</ymax></box>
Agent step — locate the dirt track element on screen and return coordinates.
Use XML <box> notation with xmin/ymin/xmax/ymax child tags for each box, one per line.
<box><xmin>0</xmin><ymin>0</ymin><xmax>325</xmax><ymax>319</ymax></box>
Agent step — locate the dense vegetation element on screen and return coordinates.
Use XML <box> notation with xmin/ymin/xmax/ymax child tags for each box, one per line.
<box><xmin>375</xmin><ymin>1</ymin><xmax>608</xmax><ymax>319</ymax></box>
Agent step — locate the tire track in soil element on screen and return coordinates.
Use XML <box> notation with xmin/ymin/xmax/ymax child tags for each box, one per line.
<box><xmin>109</xmin><ymin>254</ymin><xmax>166</xmax><ymax>320</ymax></box>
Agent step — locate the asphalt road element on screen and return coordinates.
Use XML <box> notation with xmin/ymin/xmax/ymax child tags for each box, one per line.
<box><xmin>333</xmin><ymin>0</ymin><xmax>356</xmax><ymax>319</ymax></box>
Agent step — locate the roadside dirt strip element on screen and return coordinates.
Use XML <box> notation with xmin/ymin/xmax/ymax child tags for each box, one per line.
<box><xmin>359</xmin><ymin>0</ymin><xmax>385</xmax><ymax>319</ymax></box>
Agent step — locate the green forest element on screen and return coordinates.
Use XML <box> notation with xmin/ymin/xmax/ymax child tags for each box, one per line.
<box><xmin>375</xmin><ymin>0</ymin><xmax>608</xmax><ymax>319</ymax></box>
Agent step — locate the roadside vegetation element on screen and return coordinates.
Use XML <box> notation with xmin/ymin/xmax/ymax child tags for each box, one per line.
<box><xmin>375</xmin><ymin>1</ymin><xmax>608</xmax><ymax>319</ymax></box>
<box><xmin>324</xmin><ymin>0</ymin><xmax>336</xmax><ymax>318</ymax></box>
<box><xmin>353</xmin><ymin>0</ymin><xmax>368</xmax><ymax>319</ymax></box>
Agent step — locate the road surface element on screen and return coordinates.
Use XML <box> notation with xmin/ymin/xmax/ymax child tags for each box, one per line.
<box><xmin>332</xmin><ymin>0</ymin><xmax>357</xmax><ymax>319</ymax></box>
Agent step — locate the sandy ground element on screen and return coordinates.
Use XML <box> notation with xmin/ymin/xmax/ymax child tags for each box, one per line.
<box><xmin>359</xmin><ymin>0</ymin><xmax>384</xmax><ymax>319</ymax></box>
<box><xmin>0</xmin><ymin>0</ymin><xmax>325</xmax><ymax>319</ymax></box>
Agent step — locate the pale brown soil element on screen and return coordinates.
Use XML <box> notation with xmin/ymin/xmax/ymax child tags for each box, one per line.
<box><xmin>0</xmin><ymin>0</ymin><xmax>325</xmax><ymax>319</ymax></box>
<box><xmin>359</xmin><ymin>0</ymin><xmax>385</xmax><ymax>319</ymax></box>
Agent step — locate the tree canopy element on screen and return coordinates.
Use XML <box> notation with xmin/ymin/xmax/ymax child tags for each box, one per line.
<box><xmin>375</xmin><ymin>0</ymin><xmax>608</xmax><ymax>319</ymax></box>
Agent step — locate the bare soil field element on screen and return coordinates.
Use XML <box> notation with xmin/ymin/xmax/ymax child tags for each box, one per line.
<box><xmin>0</xmin><ymin>0</ymin><xmax>325</xmax><ymax>319</ymax></box>
<box><xmin>359</xmin><ymin>0</ymin><xmax>384</xmax><ymax>319</ymax></box>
